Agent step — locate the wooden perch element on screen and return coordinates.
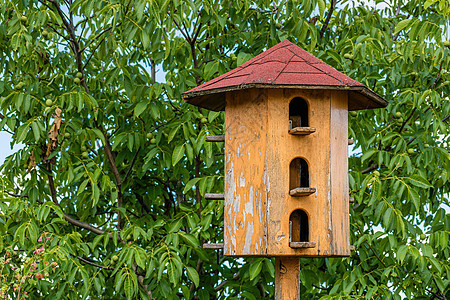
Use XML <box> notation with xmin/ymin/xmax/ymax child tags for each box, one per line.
<box><xmin>348</xmin><ymin>139</ymin><xmax>354</xmax><ymax>145</ymax></box>
<box><xmin>289</xmin><ymin>187</ymin><xmax>316</xmax><ymax>196</ymax></box>
<box><xmin>289</xmin><ymin>242</ymin><xmax>316</xmax><ymax>248</ymax></box>
<box><xmin>202</xmin><ymin>243</ymin><xmax>224</xmax><ymax>249</ymax></box>
<box><xmin>288</xmin><ymin>127</ymin><xmax>316</xmax><ymax>135</ymax></box>
<box><xmin>350</xmin><ymin>245</ymin><xmax>355</xmax><ymax>251</ymax></box>
<box><xmin>349</xmin><ymin>197</ymin><xmax>355</xmax><ymax>203</ymax></box>
<box><xmin>204</xmin><ymin>193</ymin><xmax>224</xmax><ymax>200</ymax></box>
<box><xmin>205</xmin><ymin>135</ymin><xmax>225</xmax><ymax>142</ymax></box>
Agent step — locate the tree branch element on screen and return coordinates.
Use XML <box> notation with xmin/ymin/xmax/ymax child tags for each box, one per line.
<box><xmin>132</xmin><ymin>263</ymin><xmax>153</xmax><ymax>299</ymax></box>
<box><xmin>122</xmin><ymin>146</ymin><xmax>140</xmax><ymax>185</ymax></box>
<box><xmin>47</xmin><ymin>166</ymin><xmax>106</xmax><ymax>235</ymax></box>
<box><xmin>150</xmin><ymin>58</ymin><xmax>156</xmax><ymax>84</ymax></box>
<box><xmin>82</xmin><ymin>35</ymin><xmax>107</xmax><ymax>69</ymax></box>
<box><xmin>214</xmin><ymin>271</ymin><xmax>240</xmax><ymax>291</ymax></box>
<box><xmin>71</xmin><ymin>254</ymin><xmax>114</xmax><ymax>270</ymax></box>
<box><xmin>356</xmin><ymin>224</ymin><xmax>387</xmax><ymax>268</ymax></box>
<box><xmin>320</xmin><ymin>0</ymin><xmax>336</xmax><ymax>37</ymax></box>
<box><xmin>431</xmin><ymin>59</ymin><xmax>444</xmax><ymax>90</ymax></box>
<box><xmin>169</xmin><ymin>12</ymin><xmax>191</xmax><ymax>43</ymax></box>
<box><xmin>96</xmin><ymin>125</ymin><xmax>124</xmax><ymax>230</ymax></box>
<box><xmin>362</xmin><ymin>163</ymin><xmax>378</xmax><ymax>174</ymax></box>
<box><xmin>47</xmin><ymin>0</ymin><xmax>89</xmax><ymax>91</ymax></box>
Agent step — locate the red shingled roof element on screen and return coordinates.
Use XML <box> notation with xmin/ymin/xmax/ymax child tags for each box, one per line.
<box><xmin>183</xmin><ymin>39</ymin><xmax>387</xmax><ymax>111</ymax></box>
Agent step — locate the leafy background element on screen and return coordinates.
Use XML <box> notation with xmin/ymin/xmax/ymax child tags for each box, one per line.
<box><xmin>0</xmin><ymin>0</ymin><xmax>449</xmax><ymax>299</ymax></box>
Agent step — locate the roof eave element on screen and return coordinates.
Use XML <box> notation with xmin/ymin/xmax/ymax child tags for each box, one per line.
<box><xmin>182</xmin><ymin>84</ymin><xmax>388</xmax><ymax>111</ymax></box>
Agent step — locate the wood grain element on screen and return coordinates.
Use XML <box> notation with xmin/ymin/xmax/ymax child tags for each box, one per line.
<box><xmin>288</xmin><ymin>127</ymin><xmax>316</xmax><ymax>135</ymax></box>
<box><xmin>204</xmin><ymin>193</ymin><xmax>225</xmax><ymax>200</ymax></box>
<box><xmin>289</xmin><ymin>188</ymin><xmax>316</xmax><ymax>196</ymax></box>
<box><xmin>205</xmin><ymin>135</ymin><xmax>225</xmax><ymax>142</ymax></box>
<box><xmin>224</xmin><ymin>88</ymin><xmax>268</xmax><ymax>256</ymax></box>
<box><xmin>289</xmin><ymin>242</ymin><xmax>316</xmax><ymax>248</ymax></box>
<box><xmin>275</xmin><ymin>257</ymin><xmax>301</xmax><ymax>300</ymax></box>
<box><xmin>202</xmin><ymin>243</ymin><xmax>224</xmax><ymax>249</ymax></box>
<box><xmin>223</xmin><ymin>88</ymin><xmax>350</xmax><ymax>257</ymax></box>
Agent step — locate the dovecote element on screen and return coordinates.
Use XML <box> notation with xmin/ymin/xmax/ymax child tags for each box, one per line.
<box><xmin>183</xmin><ymin>39</ymin><xmax>387</xmax><ymax>257</ymax></box>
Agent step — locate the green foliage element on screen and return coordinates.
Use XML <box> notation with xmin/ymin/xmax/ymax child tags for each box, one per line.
<box><xmin>0</xmin><ymin>0</ymin><xmax>448</xmax><ymax>299</ymax></box>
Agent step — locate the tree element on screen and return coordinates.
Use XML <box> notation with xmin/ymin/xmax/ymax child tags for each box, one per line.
<box><xmin>0</xmin><ymin>0</ymin><xmax>448</xmax><ymax>298</ymax></box>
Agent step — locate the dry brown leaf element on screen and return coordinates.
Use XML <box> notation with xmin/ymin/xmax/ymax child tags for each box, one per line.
<box><xmin>29</xmin><ymin>151</ymin><xmax>35</xmax><ymax>168</ymax></box>
<box><xmin>45</xmin><ymin>107</ymin><xmax>62</xmax><ymax>160</ymax></box>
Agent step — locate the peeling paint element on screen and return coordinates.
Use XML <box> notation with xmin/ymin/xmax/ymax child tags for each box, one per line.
<box><xmin>277</xmin><ymin>234</ymin><xmax>286</xmax><ymax>242</ymax></box>
<box><xmin>244</xmin><ymin>196</ymin><xmax>254</xmax><ymax>216</ymax></box>
<box><xmin>242</xmin><ymin>222</ymin><xmax>254</xmax><ymax>255</ymax></box>
<box><xmin>240</xmin><ymin>173</ymin><xmax>245</xmax><ymax>187</ymax></box>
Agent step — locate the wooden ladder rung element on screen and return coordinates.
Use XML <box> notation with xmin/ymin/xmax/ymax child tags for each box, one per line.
<box><xmin>202</xmin><ymin>243</ymin><xmax>224</xmax><ymax>249</ymax></box>
<box><xmin>348</xmin><ymin>139</ymin><xmax>354</xmax><ymax>145</ymax></box>
<box><xmin>288</xmin><ymin>127</ymin><xmax>316</xmax><ymax>135</ymax></box>
<box><xmin>289</xmin><ymin>187</ymin><xmax>316</xmax><ymax>197</ymax></box>
<box><xmin>204</xmin><ymin>193</ymin><xmax>225</xmax><ymax>200</ymax></box>
<box><xmin>205</xmin><ymin>135</ymin><xmax>225</xmax><ymax>142</ymax></box>
<box><xmin>349</xmin><ymin>197</ymin><xmax>355</xmax><ymax>203</ymax></box>
<box><xmin>289</xmin><ymin>242</ymin><xmax>316</xmax><ymax>248</ymax></box>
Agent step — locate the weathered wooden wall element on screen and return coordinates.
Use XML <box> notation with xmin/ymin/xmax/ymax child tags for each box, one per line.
<box><xmin>329</xmin><ymin>90</ymin><xmax>350</xmax><ymax>256</ymax></box>
<box><xmin>224</xmin><ymin>88</ymin><xmax>350</xmax><ymax>257</ymax></box>
<box><xmin>224</xmin><ymin>88</ymin><xmax>269</xmax><ymax>256</ymax></box>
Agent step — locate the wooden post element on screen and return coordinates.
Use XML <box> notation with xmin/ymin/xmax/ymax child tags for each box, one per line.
<box><xmin>275</xmin><ymin>257</ymin><xmax>301</xmax><ymax>299</ymax></box>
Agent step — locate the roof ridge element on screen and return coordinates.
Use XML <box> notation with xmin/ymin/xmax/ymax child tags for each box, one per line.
<box><xmin>286</xmin><ymin>47</ymin><xmax>307</xmax><ymax>62</ymax></box>
<box><xmin>193</xmin><ymin>41</ymin><xmax>294</xmax><ymax>91</ymax></box>
<box><xmin>287</xmin><ymin>47</ymin><xmax>352</xmax><ymax>86</ymax></box>
<box><xmin>301</xmin><ymin>58</ymin><xmax>348</xmax><ymax>85</ymax></box>
<box><xmin>272</xmin><ymin>53</ymin><xmax>296</xmax><ymax>82</ymax></box>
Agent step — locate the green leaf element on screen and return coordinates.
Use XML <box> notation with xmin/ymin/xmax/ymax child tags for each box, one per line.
<box><xmin>183</xmin><ymin>177</ymin><xmax>201</xmax><ymax>194</ymax></box>
<box><xmin>394</xmin><ymin>19</ymin><xmax>412</xmax><ymax>35</ymax></box>
<box><xmin>134</xmin><ymin>101</ymin><xmax>148</xmax><ymax>117</ymax></box>
<box><xmin>361</xmin><ymin>149</ymin><xmax>377</xmax><ymax>163</ymax></box>
<box><xmin>81</xmin><ymin>268</ymin><xmax>89</xmax><ymax>293</ymax></box>
<box><xmin>91</xmin><ymin>128</ymin><xmax>106</xmax><ymax>144</ymax></box>
<box><xmin>31</xmin><ymin>122</ymin><xmax>40</xmax><ymax>142</ymax></box>
<box><xmin>237</xmin><ymin>52</ymin><xmax>252</xmax><ymax>66</ymax></box>
<box><xmin>249</xmin><ymin>259</ymin><xmax>263</xmax><ymax>280</ymax></box>
<box><xmin>318</xmin><ymin>0</ymin><xmax>325</xmax><ymax>17</ymax></box>
<box><xmin>185</xmin><ymin>266</ymin><xmax>199</xmax><ymax>287</ymax></box>
<box><xmin>172</xmin><ymin>144</ymin><xmax>185</xmax><ymax>166</ymax></box>
<box><xmin>124</xmin><ymin>274</ymin><xmax>134</xmax><ymax>299</ymax></box>
<box><xmin>168</xmin><ymin>124</ymin><xmax>180</xmax><ymax>143</ymax></box>
<box><xmin>407</xmin><ymin>174</ymin><xmax>432</xmax><ymax>188</ymax></box>
<box><xmin>397</xmin><ymin>245</ymin><xmax>408</xmax><ymax>263</ymax></box>
<box><xmin>179</xmin><ymin>232</ymin><xmax>199</xmax><ymax>248</ymax></box>
<box><xmin>424</xmin><ymin>0</ymin><xmax>437</xmax><ymax>10</ymax></box>
<box><xmin>407</xmin><ymin>187</ymin><xmax>420</xmax><ymax>212</ymax></box>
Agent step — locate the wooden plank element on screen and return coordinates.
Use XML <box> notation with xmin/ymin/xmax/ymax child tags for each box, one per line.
<box><xmin>288</xmin><ymin>127</ymin><xmax>316</xmax><ymax>135</ymax></box>
<box><xmin>205</xmin><ymin>135</ymin><xmax>225</xmax><ymax>142</ymax></box>
<box><xmin>349</xmin><ymin>197</ymin><xmax>355</xmax><ymax>203</ymax></box>
<box><xmin>289</xmin><ymin>242</ymin><xmax>316</xmax><ymax>248</ymax></box>
<box><xmin>275</xmin><ymin>257</ymin><xmax>301</xmax><ymax>300</ymax></box>
<box><xmin>348</xmin><ymin>139</ymin><xmax>354</xmax><ymax>145</ymax></box>
<box><xmin>289</xmin><ymin>187</ymin><xmax>316</xmax><ymax>197</ymax></box>
<box><xmin>267</xmin><ymin>89</ymin><xmax>331</xmax><ymax>256</ymax></box>
<box><xmin>204</xmin><ymin>193</ymin><xmax>224</xmax><ymax>200</ymax></box>
<box><xmin>202</xmin><ymin>243</ymin><xmax>224</xmax><ymax>249</ymax></box>
<box><xmin>224</xmin><ymin>89</ymin><xmax>268</xmax><ymax>256</ymax></box>
<box><xmin>329</xmin><ymin>90</ymin><xmax>350</xmax><ymax>256</ymax></box>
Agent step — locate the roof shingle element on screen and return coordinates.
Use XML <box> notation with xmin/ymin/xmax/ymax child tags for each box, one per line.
<box><xmin>183</xmin><ymin>39</ymin><xmax>387</xmax><ymax>111</ymax></box>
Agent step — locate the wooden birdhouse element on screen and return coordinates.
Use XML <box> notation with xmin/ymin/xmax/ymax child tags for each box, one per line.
<box><xmin>183</xmin><ymin>40</ymin><xmax>387</xmax><ymax>257</ymax></box>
